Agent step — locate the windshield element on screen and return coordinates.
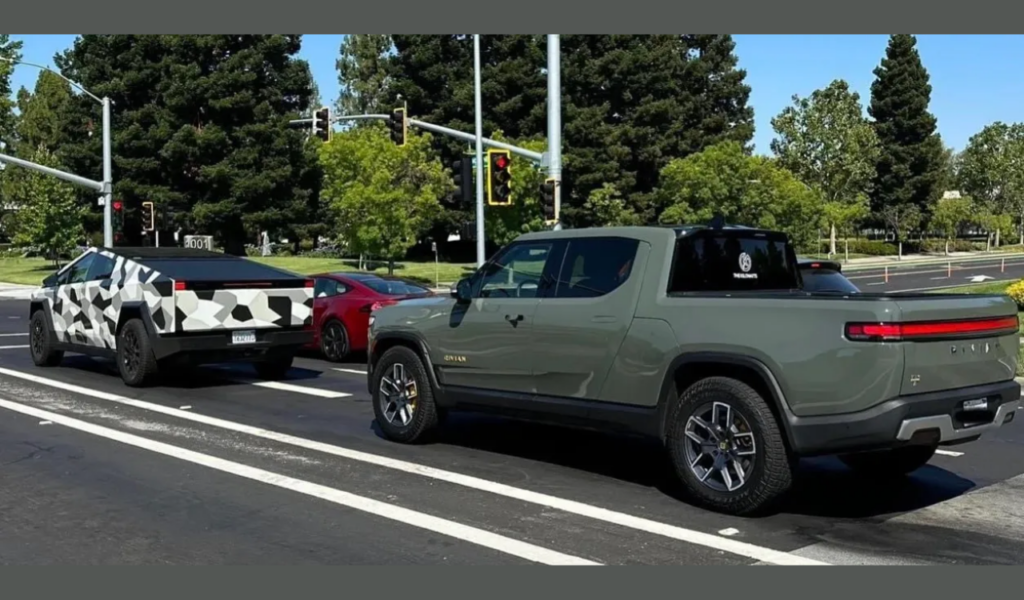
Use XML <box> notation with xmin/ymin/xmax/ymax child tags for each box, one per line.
<box><xmin>799</xmin><ymin>268</ymin><xmax>860</xmax><ymax>293</ymax></box>
<box><xmin>359</xmin><ymin>278</ymin><xmax>429</xmax><ymax>296</ymax></box>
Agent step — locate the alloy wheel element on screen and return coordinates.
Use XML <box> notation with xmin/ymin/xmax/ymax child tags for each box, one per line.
<box><xmin>682</xmin><ymin>401</ymin><xmax>758</xmax><ymax>493</ymax></box>
<box><xmin>378</xmin><ymin>362</ymin><xmax>418</xmax><ymax>427</ymax></box>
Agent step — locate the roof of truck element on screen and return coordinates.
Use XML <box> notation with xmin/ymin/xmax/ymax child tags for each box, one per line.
<box><xmin>94</xmin><ymin>246</ymin><xmax>305</xmax><ymax>281</ymax></box>
<box><xmin>515</xmin><ymin>223</ymin><xmax>784</xmax><ymax>243</ymax></box>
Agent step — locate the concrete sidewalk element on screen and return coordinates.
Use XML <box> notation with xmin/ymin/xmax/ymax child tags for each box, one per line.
<box><xmin>0</xmin><ymin>283</ymin><xmax>38</xmax><ymax>300</ymax></box>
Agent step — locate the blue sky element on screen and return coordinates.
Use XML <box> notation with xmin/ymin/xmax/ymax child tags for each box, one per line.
<box><xmin>10</xmin><ymin>34</ymin><xmax>1024</xmax><ymax>155</ymax></box>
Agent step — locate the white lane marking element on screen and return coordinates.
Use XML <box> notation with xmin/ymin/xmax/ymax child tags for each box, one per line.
<box><xmin>247</xmin><ymin>380</ymin><xmax>352</xmax><ymax>399</ymax></box>
<box><xmin>718</xmin><ymin>528</ymin><xmax>740</xmax><ymax>537</ymax></box>
<box><xmin>0</xmin><ymin>345</ymin><xmax>28</xmax><ymax>350</ymax></box>
<box><xmin>0</xmin><ymin>396</ymin><xmax>598</xmax><ymax>566</ymax></box>
<box><xmin>333</xmin><ymin>368</ymin><xmax>367</xmax><ymax>375</ymax></box>
<box><xmin>935</xmin><ymin>449</ymin><xmax>964</xmax><ymax>457</ymax></box>
<box><xmin>39</xmin><ymin>420</ymin><xmax>52</xmax><ymax>425</ymax></box>
<box><xmin>866</xmin><ymin>282</ymin><xmax>886</xmax><ymax>286</ymax></box>
<box><xmin>0</xmin><ymin>333</ymin><xmax>27</xmax><ymax>337</ymax></box>
<box><xmin>180</xmin><ymin>405</ymin><xmax>192</xmax><ymax>411</ymax></box>
<box><xmin>7</xmin><ymin>316</ymin><xmax>19</xmax><ymax>319</ymax></box>
<box><xmin>929</xmin><ymin>276</ymin><xmax>948</xmax><ymax>281</ymax></box>
<box><xmin>0</xmin><ymin>367</ymin><xmax>827</xmax><ymax>566</ymax></box>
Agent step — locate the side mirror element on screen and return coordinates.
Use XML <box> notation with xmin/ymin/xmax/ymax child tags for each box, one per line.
<box><xmin>451</xmin><ymin>278</ymin><xmax>472</xmax><ymax>303</ymax></box>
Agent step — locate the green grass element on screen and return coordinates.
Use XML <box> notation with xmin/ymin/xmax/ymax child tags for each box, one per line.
<box><xmin>0</xmin><ymin>256</ymin><xmax>476</xmax><ymax>288</ymax></box>
<box><xmin>930</xmin><ymin>281</ymin><xmax>1013</xmax><ymax>295</ymax></box>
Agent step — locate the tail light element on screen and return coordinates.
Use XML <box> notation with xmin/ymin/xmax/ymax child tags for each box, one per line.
<box><xmin>361</xmin><ymin>300</ymin><xmax>397</xmax><ymax>313</ymax></box>
<box><xmin>305</xmin><ymin>279</ymin><xmax>315</xmax><ymax>288</ymax></box>
<box><xmin>174</xmin><ymin>281</ymin><xmax>187</xmax><ymax>291</ymax></box>
<box><xmin>845</xmin><ymin>315</ymin><xmax>1019</xmax><ymax>342</ymax></box>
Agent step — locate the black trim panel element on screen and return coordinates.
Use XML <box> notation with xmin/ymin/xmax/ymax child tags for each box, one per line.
<box><xmin>787</xmin><ymin>379</ymin><xmax>1021</xmax><ymax>456</ymax></box>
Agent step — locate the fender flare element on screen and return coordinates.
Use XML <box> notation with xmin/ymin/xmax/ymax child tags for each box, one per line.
<box><xmin>655</xmin><ymin>351</ymin><xmax>798</xmax><ymax>448</ymax></box>
<box><xmin>368</xmin><ymin>331</ymin><xmax>443</xmax><ymax>398</ymax></box>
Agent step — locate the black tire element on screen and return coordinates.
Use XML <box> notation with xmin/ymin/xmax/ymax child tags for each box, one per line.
<box><xmin>665</xmin><ymin>376</ymin><xmax>794</xmax><ymax>516</ymax></box>
<box><xmin>838</xmin><ymin>444</ymin><xmax>937</xmax><ymax>478</ymax></box>
<box><xmin>28</xmin><ymin>310</ymin><xmax>63</xmax><ymax>367</ymax></box>
<box><xmin>319</xmin><ymin>319</ymin><xmax>350</xmax><ymax>363</ymax></box>
<box><xmin>371</xmin><ymin>345</ymin><xmax>439</xmax><ymax>444</ymax></box>
<box><xmin>116</xmin><ymin>318</ymin><xmax>159</xmax><ymax>387</ymax></box>
<box><xmin>254</xmin><ymin>353</ymin><xmax>295</xmax><ymax>380</ymax></box>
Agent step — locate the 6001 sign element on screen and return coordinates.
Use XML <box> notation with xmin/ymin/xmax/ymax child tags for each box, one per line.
<box><xmin>184</xmin><ymin>235</ymin><xmax>213</xmax><ymax>251</ymax></box>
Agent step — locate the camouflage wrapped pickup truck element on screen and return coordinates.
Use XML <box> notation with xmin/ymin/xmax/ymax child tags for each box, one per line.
<box><xmin>366</xmin><ymin>223</ymin><xmax>1022</xmax><ymax>515</ymax></box>
<box><xmin>29</xmin><ymin>246</ymin><xmax>314</xmax><ymax>387</ymax></box>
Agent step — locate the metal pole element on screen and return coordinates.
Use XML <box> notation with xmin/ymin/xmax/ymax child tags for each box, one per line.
<box><xmin>473</xmin><ymin>35</ymin><xmax>486</xmax><ymax>267</ymax></box>
<box><xmin>547</xmin><ymin>35</ymin><xmax>562</xmax><ymax>231</ymax></box>
<box><xmin>410</xmin><ymin>119</ymin><xmax>544</xmax><ymax>163</ymax></box>
<box><xmin>102</xmin><ymin>97</ymin><xmax>113</xmax><ymax>247</ymax></box>
<box><xmin>0</xmin><ymin>153</ymin><xmax>104</xmax><ymax>191</ymax></box>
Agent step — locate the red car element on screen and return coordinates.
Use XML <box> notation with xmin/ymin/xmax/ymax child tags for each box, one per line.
<box><xmin>307</xmin><ymin>272</ymin><xmax>435</xmax><ymax>362</ymax></box>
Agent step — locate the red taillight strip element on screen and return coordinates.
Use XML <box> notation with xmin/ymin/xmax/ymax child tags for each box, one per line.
<box><xmin>846</xmin><ymin>315</ymin><xmax>1019</xmax><ymax>342</ymax></box>
<box><xmin>174</xmin><ymin>281</ymin><xmax>187</xmax><ymax>291</ymax></box>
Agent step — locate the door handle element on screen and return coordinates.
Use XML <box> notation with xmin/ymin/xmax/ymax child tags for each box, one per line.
<box><xmin>505</xmin><ymin>314</ymin><xmax>524</xmax><ymax>326</ymax></box>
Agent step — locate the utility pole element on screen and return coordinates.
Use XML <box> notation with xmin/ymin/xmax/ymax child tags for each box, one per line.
<box><xmin>547</xmin><ymin>34</ymin><xmax>562</xmax><ymax>231</ymax></box>
<box><xmin>0</xmin><ymin>57</ymin><xmax>113</xmax><ymax>247</ymax></box>
<box><xmin>473</xmin><ymin>34</ymin><xmax>486</xmax><ymax>267</ymax></box>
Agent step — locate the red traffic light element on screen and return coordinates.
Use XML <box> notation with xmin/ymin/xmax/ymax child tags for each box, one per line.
<box><xmin>113</xmin><ymin>201</ymin><xmax>123</xmax><ymax>211</ymax></box>
<box><xmin>493</xmin><ymin>154</ymin><xmax>510</xmax><ymax>170</ymax></box>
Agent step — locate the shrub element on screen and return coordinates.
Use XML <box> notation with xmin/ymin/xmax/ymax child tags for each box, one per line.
<box><xmin>1004</xmin><ymin>280</ymin><xmax>1024</xmax><ymax>309</ymax></box>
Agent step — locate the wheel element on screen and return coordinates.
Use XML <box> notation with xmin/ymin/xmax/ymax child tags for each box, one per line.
<box><xmin>839</xmin><ymin>444</ymin><xmax>937</xmax><ymax>478</ymax></box>
<box><xmin>665</xmin><ymin>376</ymin><xmax>793</xmax><ymax>516</ymax></box>
<box><xmin>253</xmin><ymin>353</ymin><xmax>294</xmax><ymax>380</ymax></box>
<box><xmin>319</xmin><ymin>319</ymin><xmax>350</xmax><ymax>362</ymax></box>
<box><xmin>116</xmin><ymin>318</ymin><xmax>159</xmax><ymax>387</ymax></box>
<box><xmin>371</xmin><ymin>345</ymin><xmax>439</xmax><ymax>444</ymax></box>
<box><xmin>28</xmin><ymin>310</ymin><xmax>63</xmax><ymax>367</ymax></box>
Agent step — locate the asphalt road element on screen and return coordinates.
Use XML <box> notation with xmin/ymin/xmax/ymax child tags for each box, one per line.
<box><xmin>845</xmin><ymin>254</ymin><xmax>1024</xmax><ymax>293</ymax></box>
<box><xmin>2</xmin><ymin>297</ymin><xmax>1024</xmax><ymax>565</ymax></box>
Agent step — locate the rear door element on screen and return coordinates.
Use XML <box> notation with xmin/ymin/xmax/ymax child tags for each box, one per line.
<box><xmin>432</xmin><ymin>240</ymin><xmax>558</xmax><ymax>395</ymax></box>
<box><xmin>529</xmin><ymin>236</ymin><xmax>646</xmax><ymax>400</ymax></box>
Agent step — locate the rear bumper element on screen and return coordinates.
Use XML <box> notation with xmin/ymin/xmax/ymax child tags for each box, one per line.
<box><xmin>151</xmin><ymin>327</ymin><xmax>313</xmax><ymax>364</ymax></box>
<box><xmin>789</xmin><ymin>379</ymin><xmax>1021</xmax><ymax>456</ymax></box>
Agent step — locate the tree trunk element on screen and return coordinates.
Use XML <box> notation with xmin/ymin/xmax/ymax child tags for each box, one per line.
<box><xmin>829</xmin><ymin>223</ymin><xmax>837</xmax><ymax>257</ymax></box>
<box><xmin>388</xmin><ymin>259</ymin><xmax>395</xmax><ymax>275</ymax></box>
<box><xmin>1019</xmin><ymin>210</ymin><xmax>1023</xmax><ymax>245</ymax></box>
<box><xmin>945</xmin><ymin>240</ymin><xmax>949</xmax><ymax>256</ymax></box>
<box><xmin>996</xmin><ymin>228</ymin><xmax>1001</xmax><ymax>248</ymax></box>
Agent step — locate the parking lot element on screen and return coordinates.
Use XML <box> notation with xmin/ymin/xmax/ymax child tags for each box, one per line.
<box><xmin>1</xmin><ymin>295</ymin><xmax>1023</xmax><ymax>565</ymax></box>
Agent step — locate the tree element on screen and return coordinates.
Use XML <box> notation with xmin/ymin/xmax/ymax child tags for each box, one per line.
<box><xmin>14</xmin><ymin>70</ymin><xmax>73</xmax><ymax>155</ymax></box>
<box><xmin>55</xmin><ymin>35</ymin><xmax>319</xmax><ymax>254</ymax></box>
<box><xmin>0</xmin><ymin>35</ymin><xmax>23</xmax><ymax>149</ymax></box>
<box><xmin>319</xmin><ymin>123</ymin><xmax>448</xmax><ymax>272</ymax></box>
<box><xmin>879</xmin><ymin>203</ymin><xmax>922</xmax><ymax>258</ymax></box>
<box><xmin>958</xmin><ymin>122</ymin><xmax>1024</xmax><ymax>245</ymax></box>
<box><xmin>336</xmin><ymin>35</ymin><xmax>394</xmax><ymax>116</ymax></box>
<box><xmin>2</xmin><ymin>145</ymin><xmax>84</xmax><ymax>263</ymax></box>
<box><xmin>656</xmin><ymin>141</ymin><xmax>821</xmax><ymax>251</ymax></box>
<box><xmin>583</xmin><ymin>183</ymin><xmax>643</xmax><ymax>228</ymax></box>
<box><xmin>770</xmin><ymin>79</ymin><xmax>880</xmax><ymax>255</ymax></box>
<box><xmin>930</xmin><ymin>195</ymin><xmax>974</xmax><ymax>255</ymax></box>
<box><xmin>868</xmin><ymin>34</ymin><xmax>946</xmax><ymax>230</ymax></box>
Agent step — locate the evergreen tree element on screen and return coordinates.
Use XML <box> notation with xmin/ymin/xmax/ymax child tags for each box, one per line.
<box><xmin>14</xmin><ymin>70</ymin><xmax>73</xmax><ymax>155</ymax></box>
<box><xmin>868</xmin><ymin>34</ymin><xmax>945</xmax><ymax>233</ymax></box>
<box><xmin>0</xmin><ymin>35</ymin><xmax>23</xmax><ymax>149</ymax></box>
<box><xmin>55</xmin><ymin>35</ymin><xmax>319</xmax><ymax>253</ymax></box>
<box><xmin>336</xmin><ymin>35</ymin><xmax>394</xmax><ymax>116</ymax></box>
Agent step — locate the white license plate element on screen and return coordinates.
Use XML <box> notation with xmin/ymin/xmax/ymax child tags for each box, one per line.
<box><xmin>232</xmin><ymin>330</ymin><xmax>257</xmax><ymax>345</ymax></box>
<box><xmin>962</xmin><ymin>398</ymin><xmax>989</xmax><ymax>412</ymax></box>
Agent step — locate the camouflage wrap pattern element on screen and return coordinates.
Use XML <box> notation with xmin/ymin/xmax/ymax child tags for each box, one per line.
<box><xmin>174</xmin><ymin>288</ymin><xmax>313</xmax><ymax>332</ymax></box>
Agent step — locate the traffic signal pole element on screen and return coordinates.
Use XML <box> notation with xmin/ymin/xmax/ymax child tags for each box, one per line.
<box><xmin>547</xmin><ymin>34</ymin><xmax>562</xmax><ymax>231</ymax></box>
<box><xmin>473</xmin><ymin>34</ymin><xmax>486</xmax><ymax>267</ymax></box>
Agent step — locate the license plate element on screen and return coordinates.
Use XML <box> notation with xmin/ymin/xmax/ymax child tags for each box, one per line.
<box><xmin>232</xmin><ymin>330</ymin><xmax>257</xmax><ymax>345</ymax></box>
<box><xmin>962</xmin><ymin>398</ymin><xmax>989</xmax><ymax>411</ymax></box>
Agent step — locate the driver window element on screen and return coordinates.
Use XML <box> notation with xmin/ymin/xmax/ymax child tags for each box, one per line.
<box><xmin>67</xmin><ymin>254</ymin><xmax>96</xmax><ymax>285</ymax></box>
<box><xmin>474</xmin><ymin>242</ymin><xmax>552</xmax><ymax>299</ymax></box>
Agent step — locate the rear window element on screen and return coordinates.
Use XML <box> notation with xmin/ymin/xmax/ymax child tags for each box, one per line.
<box><xmin>800</xmin><ymin>268</ymin><xmax>860</xmax><ymax>293</ymax></box>
<box><xmin>359</xmin><ymin>278</ymin><xmax>429</xmax><ymax>296</ymax></box>
<box><xmin>669</xmin><ymin>231</ymin><xmax>800</xmax><ymax>293</ymax></box>
<box><xmin>141</xmin><ymin>258</ymin><xmax>300</xmax><ymax>281</ymax></box>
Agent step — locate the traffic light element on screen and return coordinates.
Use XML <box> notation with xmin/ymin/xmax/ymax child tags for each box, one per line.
<box><xmin>387</xmin><ymin>107</ymin><xmax>407</xmax><ymax>146</ymax></box>
<box><xmin>540</xmin><ymin>178</ymin><xmax>557</xmax><ymax>223</ymax></box>
<box><xmin>486</xmin><ymin>149</ymin><xmax>512</xmax><ymax>206</ymax></box>
<box><xmin>313</xmin><ymin>106</ymin><xmax>331</xmax><ymax>142</ymax></box>
<box><xmin>451</xmin><ymin>157</ymin><xmax>473</xmax><ymax>206</ymax></box>
<box><xmin>112</xmin><ymin>200</ymin><xmax>125</xmax><ymax>245</ymax></box>
<box><xmin>141</xmin><ymin>201</ymin><xmax>155</xmax><ymax>232</ymax></box>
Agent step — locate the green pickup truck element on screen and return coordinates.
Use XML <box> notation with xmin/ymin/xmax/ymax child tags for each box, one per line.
<box><xmin>365</xmin><ymin>223</ymin><xmax>1021</xmax><ymax>515</ymax></box>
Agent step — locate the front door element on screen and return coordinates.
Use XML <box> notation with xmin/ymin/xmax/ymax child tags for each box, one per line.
<box><xmin>433</xmin><ymin>240</ymin><xmax>560</xmax><ymax>395</ymax></box>
<box><xmin>80</xmin><ymin>252</ymin><xmax>117</xmax><ymax>349</ymax></box>
<box><xmin>60</xmin><ymin>253</ymin><xmax>97</xmax><ymax>346</ymax></box>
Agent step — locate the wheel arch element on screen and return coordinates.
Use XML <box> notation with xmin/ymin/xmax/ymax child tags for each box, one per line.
<box><xmin>115</xmin><ymin>302</ymin><xmax>158</xmax><ymax>338</ymax></box>
<box><xmin>368</xmin><ymin>331</ymin><xmax>442</xmax><ymax>398</ymax></box>
<box><xmin>656</xmin><ymin>352</ymin><xmax>797</xmax><ymax>451</ymax></box>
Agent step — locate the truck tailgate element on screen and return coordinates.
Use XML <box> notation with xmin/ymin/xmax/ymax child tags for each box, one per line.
<box><xmin>861</xmin><ymin>294</ymin><xmax>1020</xmax><ymax>396</ymax></box>
<box><xmin>173</xmin><ymin>278</ymin><xmax>314</xmax><ymax>332</ymax></box>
